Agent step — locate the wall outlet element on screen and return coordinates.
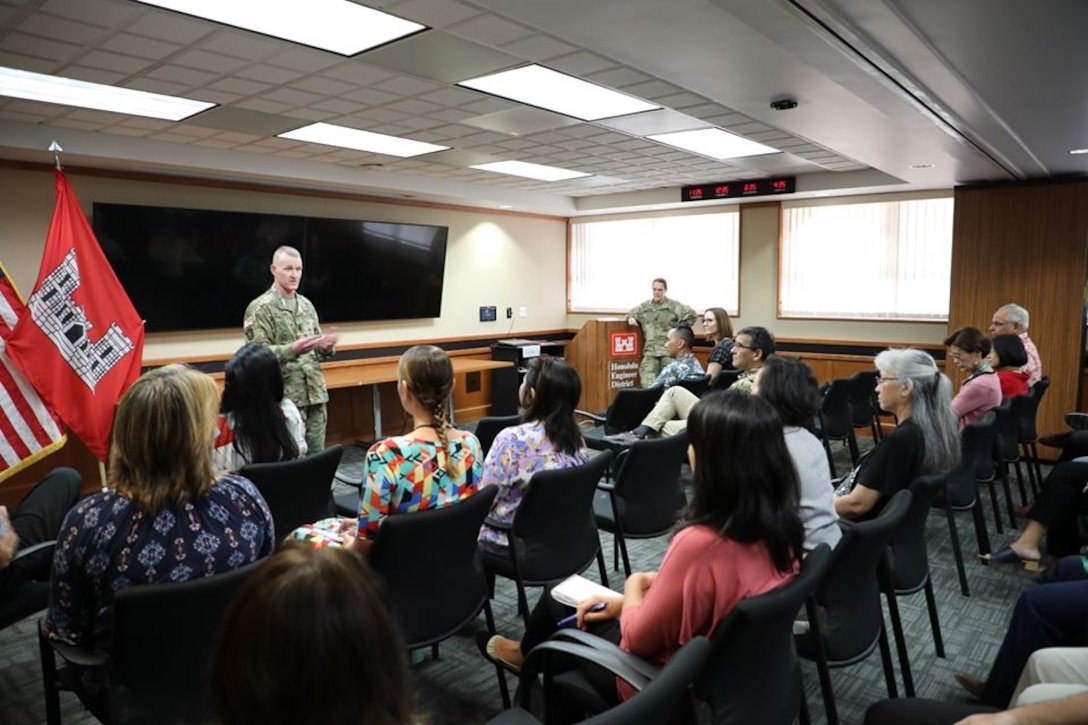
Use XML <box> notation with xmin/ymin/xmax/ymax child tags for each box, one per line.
<box><xmin>506</xmin><ymin>307</ymin><xmax>513</xmax><ymax>319</ymax></box>
<box><xmin>479</xmin><ymin>305</ymin><xmax>497</xmax><ymax>322</ymax></box>
<box><xmin>519</xmin><ymin>306</ymin><xmax>527</xmax><ymax>318</ymax></box>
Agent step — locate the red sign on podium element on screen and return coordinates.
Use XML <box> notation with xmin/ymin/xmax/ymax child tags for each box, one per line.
<box><xmin>611</xmin><ymin>332</ymin><xmax>638</xmax><ymax>357</ymax></box>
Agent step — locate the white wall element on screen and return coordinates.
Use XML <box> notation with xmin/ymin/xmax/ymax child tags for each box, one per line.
<box><xmin>0</xmin><ymin>166</ymin><xmax>569</xmax><ymax>361</ymax></box>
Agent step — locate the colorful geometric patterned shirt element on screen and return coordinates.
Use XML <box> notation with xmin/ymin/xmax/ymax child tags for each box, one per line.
<box><xmin>357</xmin><ymin>429</ymin><xmax>483</xmax><ymax>540</ymax></box>
<box><xmin>477</xmin><ymin>421</ymin><xmax>590</xmax><ymax>553</ymax></box>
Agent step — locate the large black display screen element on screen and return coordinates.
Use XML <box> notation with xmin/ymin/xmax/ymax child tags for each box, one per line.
<box><xmin>92</xmin><ymin>203</ymin><xmax>448</xmax><ymax>333</ymax></box>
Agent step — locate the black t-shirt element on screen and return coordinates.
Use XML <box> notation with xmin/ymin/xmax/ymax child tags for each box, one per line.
<box><xmin>856</xmin><ymin>418</ymin><xmax>925</xmax><ymax>519</ymax></box>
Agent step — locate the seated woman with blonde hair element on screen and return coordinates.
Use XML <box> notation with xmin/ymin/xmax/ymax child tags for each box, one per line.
<box><xmin>43</xmin><ymin>365</ymin><xmax>275</xmax><ymax>718</ymax></box>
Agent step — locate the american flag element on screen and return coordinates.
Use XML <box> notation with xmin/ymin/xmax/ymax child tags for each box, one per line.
<box><xmin>0</xmin><ymin>261</ymin><xmax>66</xmax><ymax>482</ymax></box>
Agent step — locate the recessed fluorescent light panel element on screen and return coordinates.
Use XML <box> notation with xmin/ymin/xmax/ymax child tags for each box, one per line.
<box><xmin>278</xmin><ymin>122</ymin><xmax>448</xmax><ymax>158</ymax></box>
<box><xmin>459</xmin><ymin>65</ymin><xmax>659</xmax><ymax>121</ymax></box>
<box><xmin>648</xmin><ymin>128</ymin><xmax>779</xmax><ymax>160</ymax></box>
<box><xmin>0</xmin><ymin>66</ymin><xmax>214</xmax><ymax>120</ymax></box>
<box><xmin>133</xmin><ymin>0</ymin><xmax>425</xmax><ymax>56</ymax></box>
<box><xmin>470</xmin><ymin>160</ymin><xmax>590</xmax><ymax>182</ymax></box>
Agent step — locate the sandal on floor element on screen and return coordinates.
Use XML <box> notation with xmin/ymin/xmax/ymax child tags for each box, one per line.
<box><xmin>475</xmin><ymin>631</ymin><xmax>521</xmax><ymax>674</ymax></box>
<box><xmin>954</xmin><ymin>672</ymin><xmax>985</xmax><ymax>699</ymax></box>
<box><xmin>980</xmin><ymin>545</ymin><xmax>1042</xmax><ymax>572</ymax></box>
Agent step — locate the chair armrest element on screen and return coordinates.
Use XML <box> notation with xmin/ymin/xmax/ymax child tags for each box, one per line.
<box><xmin>836</xmin><ymin>518</ymin><xmax>857</xmax><ymax>533</ymax></box>
<box><xmin>596</xmin><ymin>481</ymin><xmax>616</xmax><ymax>492</ymax></box>
<box><xmin>484</xmin><ymin>516</ymin><xmax>512</xmax><ymax>531</ymax></box>
<box><xmin>12</xmin><ymin>540</ymin><xmax>56</xmax><ymax>562</ymax></box>
<box><xmin>548</xmin><ymin>629</ymin><xmax>661</xmax><ymax>683</ymax></box>
<box><xmin>574</xmin><ymin>409</ymin><xmax>607</xmax><ymax>424</ymax></box>
<box><xmin>46</xmin><ymin>637</ymin><xmax>107</xmax><ymax>668</ymax></box>
<box><xmin>520</xmin><ymin>640</ymin><xmax>656</xmax><ymax>702</ymax></box>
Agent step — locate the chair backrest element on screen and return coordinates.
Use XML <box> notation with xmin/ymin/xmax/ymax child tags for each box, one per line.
<box><xmin>808</xmin><ymin>490</ymin><xmax>912</xmax><ymax>663</ymax></box>
<box><xmin>961</xmin><ymin>410</ymin><xmax>998</xmax><ymax>487</ymax></box>
<box><xmin>846</xmin><ymin>371</ymin><xmax>879</xmax><ymax>428</ymax></box>
<box><xmin>107</xmin><ymin>559</ymin><xmax>262</xmax><ymax>723</ymax></box>
<box><xmin>1019</xmin><ymin>375</ymin><xmax>1050</xmax><ymax>441</ymax></box>
<box><xmin>511</xmin><ymin>451</ymin><xmax>613</xmax><ymax>583</ymax></box>
<box><xmin>709</xmin><ymin>368</ymin><xmax>742</xmax><ymax>391</ymax></box>
<box><xmin>996</xmin><ymin>396</ymin><xmax>1028</xmax><ymax>461</ymax></box>
<box><xmin>887</xmin><ymin>472</ymin><xmax>947</xmax><ymax>592</ymax></box>
<box><xmin>369</xmin><ymin>486</ymin><xmax>498</xmax><ymax>647</ymax></box>
<box><xmin>674</xmin><ymin>375</ymin><xmax>710</xmax><ymax>398</ymax></box>
<box><xmin>603</xmin><ymin>388</ymin><xmax>665</xmax><ymax>435</ymax></box>
<box><xmin>819</xmin><ymin>378</ymin><xmax>854</xmax><ymax>440</ymax></box>
<box><xmin>586</xmin><ymin>636</ymin><xmax>711</xmax><ymax>725</ymax></box>
<box><xmin>240</xmin><ymin>445</ymin><xmax>343</xmax><ymax>538</ymax></box>
<box><xmin>472</xmin><ymin>415</ymin><xmax>521</xmax><ymax>458</ymax></box>
<box><xmin>696</xmin><ymin>544</ymin><xmax>832</xmax><ymax>725</ymax></box>
<box><xmin>611</xmin><ymin>433</ymin><xmax>689</xmax><ymax>536</ymax></box>
<box><xmin>0</xmin><ymin>541</ymin><xmax>56</xmax><ymax>630</ymax></box>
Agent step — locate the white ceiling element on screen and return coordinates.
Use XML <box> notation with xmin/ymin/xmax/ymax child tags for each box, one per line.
<box><xmin>0</xmin><ymin>0</ymin><xmax>1084</xmax><ymax>216</ymax></box>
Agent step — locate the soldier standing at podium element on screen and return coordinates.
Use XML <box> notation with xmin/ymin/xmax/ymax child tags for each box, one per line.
<box><xmin>626</xmin><ymin>278</ymin><xmax>697</xmax><ymax>388</ymax></box>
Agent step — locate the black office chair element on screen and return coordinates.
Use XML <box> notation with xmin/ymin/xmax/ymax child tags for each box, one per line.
<box><xmin>709</xmin><ymin>368</ymin><xmax>743</xmax><ymax>391</ymax></box>
<box><xmin>0</xmin><ymin>541</ymin><xmax>56</xmax><ymax>631</ymax></box>
<box><xmin>481</xmin><ymin>453</ymin><xmax>613</xmax><ymax>629</ymax></box>
<box><xmin>674</xmin><ymin>374</ymin><xmax>710</xmax><ymax>398</ymax></box>
<box><xmin>39</xmin><ymin>560</ymin><xmax>261</xmax><ymax>725</ymax></box>
<box><xmin>593</xmin><ymin>433</ymin><xmax>689</xmax><ymax>577</ymax></box>
<box><xmin>815</xmin><ymin>378</ymin><xmax>860</xmax><ymax>477</ymax></box>
<box><xmin>882</xmin><ymin>472</ymin><xmax>949</xmax><ymax>698</ymax></box>
<box><xmin>472</xmin><ymin>414</ymin><xmax>521</xmax><ymax>458</ymax></box>
<box><xmin>1019</xmin><ymin>375</ymin><xmax>1050</xmax><ymax>495</ymax></box>
<box><xmin>369</xmin><ymin>487</ymin><xmax>502</xmax><ymax>696</ymax></box>
<box><xmin>847</xmin><ymin>370</ymin><xmax>883</xmax><ymax>442</ymax></box>
<box><xmin>240</xmin><ymin>445</ymin><xmax>343</xmax><ymax>537</ymax></box>
<box><xmin>1000</xmin><ymin>394</ymin><xmax>1034</xmax><ymax>507</ymax></box>
<box><xmin>576</xmin><ymin>386</ymin><xmax>664</xmax><ymax>438</ymax></box>
<box><xmin>796</xmin><ymin>490</ymin><xmax>912</xmax><ymax>725</ymax></box>
<box><xmin>486</xmin><ymin>636</ymin><xmax>711</xmax><ymax>725</ymax></box>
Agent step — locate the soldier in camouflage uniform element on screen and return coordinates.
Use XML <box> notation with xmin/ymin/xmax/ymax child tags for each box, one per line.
<box><xmin>244</xmin><ymin>246</ymin><xmax>338</xmax><ymax>453</ymax></box>
<box><xmin>626</xmin><ymin>278</ymin><xmax>697</xmax><ymax>387</ymax></box>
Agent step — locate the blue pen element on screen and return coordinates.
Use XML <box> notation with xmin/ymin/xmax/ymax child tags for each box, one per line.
<box><xmin>557</xmin><ymin>601</ymin><xmax>607</xmax><ymax>627</ymax></box>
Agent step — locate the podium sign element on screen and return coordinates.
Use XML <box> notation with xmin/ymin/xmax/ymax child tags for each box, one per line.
<box><xmin>609</xmin><ymin>332</ymin><xmax>639</xmax><ymax>390</ymax></box>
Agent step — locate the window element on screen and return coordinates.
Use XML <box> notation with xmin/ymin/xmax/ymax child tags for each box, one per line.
<box><xmin>569</xmin><ymin>210</ymin><xmax>740</xmax><ymax>315</ymax></box>
<box><xmin>778</xmin><ymin>196</ymin><xmax>953</xmax><ymax>320</ymax></box>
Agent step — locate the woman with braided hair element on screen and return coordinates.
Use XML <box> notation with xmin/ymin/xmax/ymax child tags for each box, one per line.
<box><xmin>292</xmin><ymin>345</ymin><xmax>483</xmax><ymax>551</ymax></box>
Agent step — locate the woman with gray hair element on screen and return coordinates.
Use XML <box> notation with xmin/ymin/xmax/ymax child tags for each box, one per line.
<box><xmin>834</xmin><ymin>348</ymin><xmax>960</xmax><ymax>521</ymax></box>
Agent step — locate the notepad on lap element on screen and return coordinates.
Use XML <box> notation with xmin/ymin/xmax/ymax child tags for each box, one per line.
<box><xmin>551</xmin><ymin>574</ymin><xmax>621</xmax><ymax>608</ymax></box>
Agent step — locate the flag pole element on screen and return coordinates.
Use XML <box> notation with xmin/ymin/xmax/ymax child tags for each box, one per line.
<box><xmin>48</xmin><ymin>140</ymin><xmax>63</xmax><ymax>170</ymax></box>
<box><xmin>98</xmin><ymin>461</ymin><xmax>108</xmax><ymax>493</ymax></box>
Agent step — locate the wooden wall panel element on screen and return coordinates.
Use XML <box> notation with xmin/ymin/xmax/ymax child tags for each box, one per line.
<box><xmin>950</xmin><ymin>182</ymin><xmax>1088</xmax><ymax>452</ymax></box>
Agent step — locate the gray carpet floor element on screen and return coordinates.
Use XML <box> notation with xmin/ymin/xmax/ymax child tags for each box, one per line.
<box><xmin>0</xmin><ymin>434</ymin><xmax>1050</xmax><ymax>725</ymax></box>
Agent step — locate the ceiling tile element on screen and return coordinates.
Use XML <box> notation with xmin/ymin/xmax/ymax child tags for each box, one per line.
<box><xmin>198</xmin><ymin>31</ymin><xmax>282</xmax><ymax>61</ymax></box>
<box><xmin>63</xmin><ymin>65</ymin><xmax>126</xmax><ymax>85</ymax></box>
<box><xmin>266</xmin><ymin>48</ymin><xmax>341</xmax><ymax>74</ymax></box>
<box><xmin>263</xmin><ymin>87</ymin><xmax>326</xmax><ymax>107</ymax></box>
<box><xmin>206</xmin><ymin>77</ymin><xmax>270</xmax><ymax>96</ymax></box>
<box><xmin>361</xmin><ymin>30</ymin><xmax>522</xmax><ymax>84</ymax></box>
<box><xmin>125</xmin><ymin>11</ymin><xmax>212</xmax><ymax>44</ymax></box>
<box><xmin>498</xmin><ymin>33</ymin><xmax>577</xmax><ymax>61</ymax></box>
<box><xmin>446</xmin><ymin>13</ymin><xmax>535</xmax><ymax>47</ymax></box>
<box><xmin>235</xmin><ymin>63</ymin><xmax>305</xmax><ymax>85</ymax></box>
<box><xmin>22</xmin><ymin>13</ymin><xmax>105</xmax><ymax>43</ymax></box>
<box><xmin>98</xmin><ymin>32</ymin><xmax>179</xmax><ymax>60</ymax></box>
<box><xmin>543</xmin><ymin>50</ymin><xmax>617</xmax><ymax>76</ymax></box>
<box><xmin>3</xmin><ymin>31</ymin><xmax>81</xmax><ymax>62</ymax></box>
<box><xmin>41</xmin><ymin>0</ymin><xmax>139</xmax><ymax>27</ymax></box>
<box><xmin>386</xmin><ymin>0</ymin><xmax>483</xmax><ymax>29</ymax></box>
<box><xmin>372</xmin><ymin>74</ymin><xmax>443</xmax><ymax>97</ymax></box>
<box><xmin>173</xmin><ymin>49</ymin><xmax>246</xmax><ymax>74</ymax></box>
<box><xmin>78</xmin><ymin>49</ymin><xmax>151</xmax><ymax>74</ymax></box>
<box><xmin>146</xmin><ymin>64</ymin><xmax>219</xmax><ymax>87</ymax></box>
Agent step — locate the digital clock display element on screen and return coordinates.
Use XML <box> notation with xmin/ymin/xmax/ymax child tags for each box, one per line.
<box><xmin>681</xmin><ymin>176</ymin><xmax>796</xmax><ymax>202</ymax></box>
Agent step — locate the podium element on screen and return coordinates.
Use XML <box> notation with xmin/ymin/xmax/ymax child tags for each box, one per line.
<box><xmin>565</xmin><ymin>319</ymin><xmax>642</xmax><ymax>414</ymax></box>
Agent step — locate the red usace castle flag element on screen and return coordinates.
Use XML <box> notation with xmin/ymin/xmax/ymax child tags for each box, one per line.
<box><xmin>5</xmin><ymin>169</ymin><xmax>144</xmax><ymax>462</ymax></box>
<box><xmin>0</xmin><ymin>261</ymin><xmax>66</xmax><ymax>483</ymax></box>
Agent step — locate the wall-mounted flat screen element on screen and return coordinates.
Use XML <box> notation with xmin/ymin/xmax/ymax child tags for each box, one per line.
<box><xmin>93</xmin><ymin>203</ymin><xmax>449</xmax><ymax>333</ymax></box>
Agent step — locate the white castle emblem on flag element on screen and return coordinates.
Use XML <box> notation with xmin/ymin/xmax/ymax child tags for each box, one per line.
<box><xmin>28</xmin><ymin>249</ymin><xmax>134</xmax><ymax>392</ymax></box>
